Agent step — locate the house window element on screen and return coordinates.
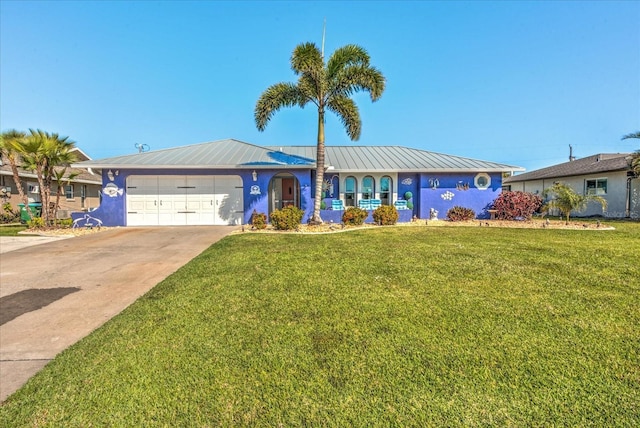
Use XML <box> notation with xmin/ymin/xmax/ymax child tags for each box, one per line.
<box><xmin>474</xmin><ymin>173</ymin><xmax>491</xmax><ymax>190</ymax></box>
<box><xmin>586</xmin><ymin>179</ymin><xmax>607</xmax><ymax>195</ymax></box>
<box><xmin>380</xmin><ymin>176</ymin><xmax>392</xmax><ymax>205</ymax></box>
<box><xmin>0</xmin><ymin>176</ymin><xmax>10</xmax><ymax>193</ymax></box>
<box><xmin>345</xmin><ymin>177</ymin><xmax>356</xmax><ymax>207</ymax></box>
<box><xmin>65</xmin><ymin>185</ymin><xmax>74</xmax><ymax>200</ymax></box>
<box><xmin>362</xmin><ymin>176</ymin><xmax>374</xmax><ymax>199</ymax></box>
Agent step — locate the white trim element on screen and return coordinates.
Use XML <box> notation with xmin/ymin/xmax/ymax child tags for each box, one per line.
<box><xmin>474</xmin><ymin>173</ymin><xmax>491</xmax><ymax>190</ymax></box>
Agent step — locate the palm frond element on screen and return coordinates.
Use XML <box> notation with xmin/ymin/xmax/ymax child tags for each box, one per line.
<box><xmin>290</xmin><ymin>43</ymin><xmax>323</xmax><ymax>76</ymax></box>
<box><xmin>327</xmin><ymin>95</ymin><xmax>361</xmax><ymax>141</ymax></box>
<box><xmin>330</xmin><ymin>65</ymin><xmax>386</xmax><ymax>101</ymax></box>
<box><xmin>326</xmin><ymin>44</ymin><xmax>370</xmax><ymax>80</ymax></box>
<box><xmin>1</xmin><ymin>129</ymin><xmax>26</xmax><ymax>155</ymax></box>
<box><xmin>621</xmin><ymin>131</ymin><xmax>640</xmax><ymax>140</ymax></box>
<box><xmin>255</xmin><ymin>83</ymin><xmax>305</xmax><ymax>131</ymax></box>
<box><xmin>297</xmin><ymin>73</ymin><xmax>325</xmax><ymax>106</ymax></box>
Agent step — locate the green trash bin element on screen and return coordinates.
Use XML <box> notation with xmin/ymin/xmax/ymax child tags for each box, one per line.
<box><xmin>18</xmin><ymin>203</ymin><xmax>42</xmax><ymax>222</ymax></box>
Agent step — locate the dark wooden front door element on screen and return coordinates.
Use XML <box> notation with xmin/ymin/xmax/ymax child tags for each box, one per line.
<box><xmin>281</xmin><ymin>178</ymin><xmax>294</xmax><ymax>208</ymax></box>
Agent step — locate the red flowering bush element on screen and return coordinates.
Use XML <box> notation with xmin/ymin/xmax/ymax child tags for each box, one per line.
<box><xmin>492</xmin><ymin>191</ymin><xmax>543</xmax><ymax>220</ymax></box>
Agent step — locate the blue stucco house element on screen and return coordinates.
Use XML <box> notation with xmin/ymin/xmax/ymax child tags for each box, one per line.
<box><xmin>70</xmin><ymin>139</ymin><xmax>523</xmax><ymax>227</ymax></box>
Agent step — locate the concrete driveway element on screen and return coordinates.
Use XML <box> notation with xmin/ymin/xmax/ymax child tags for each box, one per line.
<box><xmin>0</xmin><ymin>226</ymin><xmax>238</xmax><ymax>402</ymax></box>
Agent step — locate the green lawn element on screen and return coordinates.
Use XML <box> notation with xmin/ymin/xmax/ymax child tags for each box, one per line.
<box><xmin>2</xmin><ymin>222</ymin><xmax>639</xmax><ymax>426</ymax></box>
<box><xmin>0</xmin><ymin>225</ymin><xmax>27</xmax><ymax>236</ymax></box>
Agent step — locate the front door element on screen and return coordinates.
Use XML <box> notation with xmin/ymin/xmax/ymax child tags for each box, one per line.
<box><xmin>281</xmin><ymin>178</ymin><xmax>295</xmax><ymax>208</ymax></box>
<box><xmin>269</xmin><ymin>174</ymin><xmax>300</xmax><ymax>213</ymax></box>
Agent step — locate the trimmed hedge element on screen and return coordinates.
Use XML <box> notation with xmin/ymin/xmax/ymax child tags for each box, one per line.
<box><xmin>270</xmin><ymin>206</ymin><xmax>304</xmax><ymax>230</ymax></box>
<box><xmin>342</xmin><ymin>207</ymin><xmax>368</xmax><ymax>226</ymax></box>
<box><xmin>373</xmin><ymin>205</ymin><xmax>399</xmax><ymax>225</ymax></box>
<box><xmin>251</xmin><ymin>211</ymin><xmax>267</xmax><ymax>230</ymax></box>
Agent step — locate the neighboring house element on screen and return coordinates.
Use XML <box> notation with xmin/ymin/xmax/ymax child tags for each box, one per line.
<box><xmin>503</xmin><ymin>153</ymin><xmax>639</xmax><ymax>218</ymax></box>
<box><xmin>0</xmin><ymin>147</ymin><xmax>103</xmax><ymax>217</ymax></box>
<box><xmin>70</xmin><ymin>139</ymin><xmax>523</xmax><ymax>227</ymax></box>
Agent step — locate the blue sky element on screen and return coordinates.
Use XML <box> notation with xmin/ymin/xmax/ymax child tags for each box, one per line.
<box><xmin>1</xmin><ymin>1</ymin><xmax>638</xmax><ymax>172</ymax></box>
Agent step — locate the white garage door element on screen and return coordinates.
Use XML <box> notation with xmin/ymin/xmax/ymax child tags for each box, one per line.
<box><xmin>126</xmin><ymin>175</ymin><xmax>243</xmax><ymax>226</ymax></box>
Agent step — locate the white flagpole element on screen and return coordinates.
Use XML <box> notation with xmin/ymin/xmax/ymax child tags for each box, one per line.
<box><xmin>321</xmin><ymin>18</ymin><xmax>326</xmax><ymax>59</ymax></box>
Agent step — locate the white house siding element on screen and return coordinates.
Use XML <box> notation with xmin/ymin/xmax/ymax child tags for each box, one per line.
<box><xmin>631</xmin><ymin>177</ymin><xmax>640</xmax><ymax>219</ymax></box>
<box><xmin>507</xmin><ymin>171</ymin><xmax>631</xmax><ymax>218</ymax></box>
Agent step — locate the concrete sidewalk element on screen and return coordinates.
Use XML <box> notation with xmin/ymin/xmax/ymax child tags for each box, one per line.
<box><xmin>0</xmin><ymin>226</ymin><xmax>238</xmax><ymax>402</ymax></box>
<box><xmin>0</xmin><ymin>235</ymin><xmax>73</xmax><ymax>254</ymax></box>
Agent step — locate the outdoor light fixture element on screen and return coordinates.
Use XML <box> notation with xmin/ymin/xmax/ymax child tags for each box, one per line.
<box><xmin>252</xmin><ymin>170</ymin><xmax>258</xmax><ymax>181</ymax></box>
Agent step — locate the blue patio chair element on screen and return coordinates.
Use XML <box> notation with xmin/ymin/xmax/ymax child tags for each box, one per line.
<box><xmin>359</xmin><ymin>199</ymin><xmax>372</xmax><ymax>210</ymax></box>
<box><xmin>370</xmin><ymin>199</ymin><xmax>381</xmax><ymax>210</ymax></box>
<box><xmin>331</xmin><ymin>199</ymin><xmax>344</xmax><ymax>210</ymax></box>
<box><xmin>394</xmin><ymin>200</ymin><xmax>408</xmax><ymax>210</ymax></box>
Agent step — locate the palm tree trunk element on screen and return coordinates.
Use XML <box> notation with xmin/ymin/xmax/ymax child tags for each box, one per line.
<box><xmin>53</xmin><ymin>187</ymin><xmax>63</xmax><ymax>227</ymax></box>
<box><xmin>312</xmin><ymin>109</ymin><xmax>326</xmax><ymax>225</ymax></box>
<box><xmin>8</xmin><ymin>159</ymin><xmax>32</xmax><ymax>221</ymax></box>
<box><xmin>35</xmin><ymin>167</ymin><xmax>48</xmax><ymax>225</ymax></box>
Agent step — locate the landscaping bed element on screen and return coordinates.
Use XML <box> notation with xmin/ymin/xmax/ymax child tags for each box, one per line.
<box><xmin>245</xmin><ymin>217</ymin><xmax>616</xmax><ymax>234</ymax></box>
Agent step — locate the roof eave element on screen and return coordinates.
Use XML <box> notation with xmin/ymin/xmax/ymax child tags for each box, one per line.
<box><xmin>505</xmin><ymin>167</ymin><xmax>629</xmax><ymax>183</ymax></box>
<box><xmin>71</xmin><ymin>163</ymin><xmax>316</xmax><ymax>170</ymax></box>
<box><xmin>331</xmin><ymin>167</ymin><xmax>524</xmax><ymax>173</ymax></box>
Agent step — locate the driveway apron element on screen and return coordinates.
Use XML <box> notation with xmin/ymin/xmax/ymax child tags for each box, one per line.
<box><xmin>0</xmin><ymin>226</ymin><xmax>238</xmax><ymax>402</ymax></box>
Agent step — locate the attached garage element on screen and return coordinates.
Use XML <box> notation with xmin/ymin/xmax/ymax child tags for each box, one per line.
<box><xmin>126</xmin><ymin>175</ymin><xmax>243</xmax><ymax>226</ymax></box>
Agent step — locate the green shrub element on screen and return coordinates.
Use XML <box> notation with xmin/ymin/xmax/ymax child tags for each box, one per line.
<box><xmin>372</xmin><ymin>205</ymin><xmax>399</xmax><ymax>225</ymax></box>
<box><xmin>251</xmin><ymin>210</ymin><xmax>267</xmax><ymax>230</ymax></box>
<box><xmin>404</xmin><ymin>192</ymin><xmax>414</xmax><ymax>210</ymax></box>
<box><xmin>446</xmin><ymin>206</ymin><xmax>476</xmax><ymax>221</ymax></box>
<box><xmin>58</xmin><ymin>218</ymin><xmax>73</xmax><ymax>228</ymax></box>
<box><xmin>342</xmin><ymin>206</ymin><xmax>368</xmax><ymax>226</ymax></box>
<box><xmin>27</xmin><ymin>216</ymin><xmax>45</xmax><ymax>229</ymax></box>
<box><xmin>320</xmin><ymin>200</ymin><xmax>327</xmax><ymax>210</ymax></box>
<box><xmin>0</xmin><ymin>203</ymin><xmax>20</xmax><ymax>224</ymax></box>
<box><xmin>270</xmin><ymin>205</ymin><xmax>304</xmax><ymax>230</ymax></box>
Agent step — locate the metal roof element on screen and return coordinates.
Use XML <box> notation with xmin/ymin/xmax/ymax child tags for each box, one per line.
<box><xmin>72</xmin><ymin>139</ymin><xmax>315</xmax><ymax>170</ymax></box>
<box><xmin>504</xmin><ymin>153</ymin><xmax>631</xmax><ymax>183</ymax></box>
<box><xmin>267</xmin><ymin>146</ymin><xmax>523</xmax><ymax>172</ymax></box>
<box><xmin>73</xmin><ymin>139</ymin><xmax>523</xmax><ymax>172</ymax></box>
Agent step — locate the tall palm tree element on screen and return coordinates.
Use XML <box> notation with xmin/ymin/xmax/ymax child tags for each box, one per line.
<box><xmin>543</xmin><ymin>182</ymin><xmax>607</xmax><ymax>224</ymax></box>
<box><xmin>255</xmin><ymin>42</ymin><xmax>385</xmax><ymax>224</ymax></box>
<box><xmin>0</xmin><ymin>129</ymin><xmax>32</xmax><ymax>219</ymax></box>
<box><xmin>21</xmin><ymin>129</ymin><xmax>77</xmax><ymax>225</ymax></box>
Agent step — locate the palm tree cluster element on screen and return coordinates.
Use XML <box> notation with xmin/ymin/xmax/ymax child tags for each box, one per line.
<box><xmin>255</xmin><ymin>42</ymin><xmax>385</xmax><ymax>224</ymax></box>
<box><xmin>0</xmin><ymin>129</ymin><xmax>78</xmax><ymax>225</ymax></box>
